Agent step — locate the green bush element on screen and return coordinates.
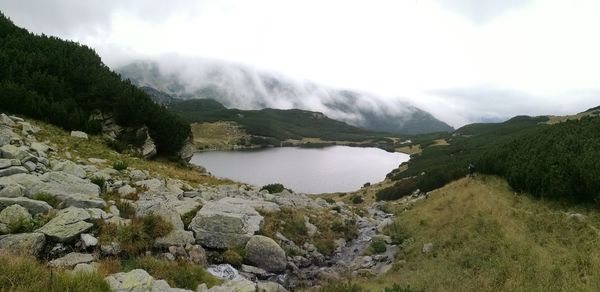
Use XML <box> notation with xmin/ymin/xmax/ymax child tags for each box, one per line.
<box><xmin>260</xmin><ymin>183</ymin><xmax>290</xmax><ymax>194</ymax></box>
<box><xmin>376</xmin><ymin>178</ymin><xmax>418</xmax><ymax>201</ymax></box>
<box><xmin>6</xmin><ymin>213</ymin><xmax>53</xmax><ymax>234</ymax></box>
<box><xmin>90</xmin><ymin>177</ymin><xmax>106</xmax><ymax>192</ymax></box>
<box><xmin>112</xmin><ymin>160</ymin><xmax>128</xmax><ymax>171</ymax></box>
<box><xmin>115</xmin><ymin>201</ymin><xmax>136</xmax><ymax>219</ymax></box>
<box><xmin>351</xmin><ymin>195</ymin><xmax>364</xmax><ymax>204</ymax></box>
<box><xmin>368</xmin><ymin>238</ymin><xmax>387</xmax><ymax>254</ymax></box>
<box><xmin>222</xmin><ymin>250</ymin><xmax>243</xmax><ymax>267</ymax></box>
<box><xmin>123</xmin><ymin>256</ymin><xmax>220</xmax><ymax>289</ymax></box>
<box><xmin>32</xmin><ymin>192</ymin><xmax>60</xmax><ymax>208</ymax></box>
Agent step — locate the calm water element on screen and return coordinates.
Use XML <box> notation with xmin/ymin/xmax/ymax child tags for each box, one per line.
<box><xmin>190</xmin><ymin>146</ymin><xmax>409</xmax><ymax>194</ymax></box>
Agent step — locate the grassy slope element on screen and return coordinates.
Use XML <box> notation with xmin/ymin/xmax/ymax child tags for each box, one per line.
<box><xmin>362</xmin><ymin>176</ymin><xmax>600</xmax><ymax>291</ymax></box>
<box><xmin>30</xmin><ymin>117</ymin><xmax>231</xmax><ymax>186</ymax></box>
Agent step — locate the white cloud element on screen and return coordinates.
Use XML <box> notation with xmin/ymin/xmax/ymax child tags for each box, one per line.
<box><xmin>1</xmin><ymin>0</ymin><xmax>599</xmax><ymax>127</ymax></box>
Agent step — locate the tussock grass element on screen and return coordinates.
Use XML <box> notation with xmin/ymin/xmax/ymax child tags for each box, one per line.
<box><xmin>123</xmin><ymin>256</ymin><xmax>220</xmax><ymax>289</ymax></box>
<box><xmin>0</xmin><ymin>253</ymin><xmax>110</xmax><ymax>292</ymax></box>
<box><xmin>98</xmin><ymin>214</ymin><xmax>173</xmax><ymax>256</ymax></box>
<box><xmin>358</xmin><ymin>176</ymin><xmax>600</xmax><ymax>291</ymax></box>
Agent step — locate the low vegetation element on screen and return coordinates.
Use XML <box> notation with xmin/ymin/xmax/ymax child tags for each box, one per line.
<box><xmin>0</xmin><ymin>253</ymin><xmax>110</xmax><ymax>291</ymax></box>
<box><xmin>260</xmin><ymin>183</ymin><xmax>290</xmax><ymax>194</ymax></box>
<box><xmin>98</xmin><ymin>214</ymin><xmax>173</xmax><ymax>256</ymax></box>
<box><xmin>123</xmin><ymin>256</ymin><xmax>220</xmax><ymax>289</ymax></box>
<box><xmin>357</xmin><ymin>176</ymin><xmax>600</xmax><ymax>291</ymax></box>
<box><xmin>259</xmin><ymin>208</ymin><xmax>358</xmax><ymax>256</ymax></box>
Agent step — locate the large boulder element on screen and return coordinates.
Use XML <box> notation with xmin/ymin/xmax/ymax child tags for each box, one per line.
<box><xmin>177</xmin><ymin>137</ymin><xmax>195</xmax><ymax>163</ymax></box>
<box><xmin>0</xmin><ymin>232</ymin><xmax>45</xmax><ymax>256</ymax></box>
<box><xmin>189</xmin><ymin>198</ymin><xmax>263</xmax><ymax>249</ymax></box>
<box><xmin>37</xmin><ymin>207</ymin><xmax>93</xmax><ymax>242</ymax></box>
<box><xmin>70</xmin><ymin>131</ymin><xmax>88</xmax><ymax>139</ymax></box>
<box><xmin>52</xmin><ymin>161</ymin><xmax>86</xmax><ymax>178</ymax></box>
<box><xmin>0</xmin><ymin>204</ymin><xmax>31</xmax><ymax>226</ymax></box>
<box><xmin>135</xmin><ymin>193</ymin><xmax>185</xmax><ymax>230</ymax></box>
<box><xmin>0</xmin><ymin>197</ymin><xmax>53</xmax><ymax>215</ymax></box>
<box><xmin>245</xmin><ymin>235</ymin><xmax>287</xmax><ymax>273</ymax></box>
<box><xmin>0</xmin><ymin>172</ymin><xmax>104</xmax><ymax>208</ymax></box>
<box><xmin>198</xmin><ymin>279</ymin><xmax>256</xmax><ymax>292</ymax></box>
<box><xmin>154</xmin><ymin>230</ymin><xmax>195</xmax><ymax>248</ymax></box>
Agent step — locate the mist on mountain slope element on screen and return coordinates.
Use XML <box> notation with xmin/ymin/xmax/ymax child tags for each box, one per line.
<box><xmin>117</xmin><ymin>58</ymin><xmax>453</xmax><ymax>134</ymax></box>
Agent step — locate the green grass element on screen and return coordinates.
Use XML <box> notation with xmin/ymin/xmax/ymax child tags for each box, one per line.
<box><xmin>98</xmin><ymin>214</ymin><xmax>173</xmax><ymax>256</ymax></box>
<box><xmin>32</xmin><ymin>192</ymin><xmax>61</xmax><ymax>208</ymax></box>
<box><xmin>123</xmin><ymin>256</ymin><xmax>220</xmax><ymax>289</ymax></box>
<box><xmin>367</xmin><ymin>238</ymin><xmax>387</xmax><ymax>255</ymax></box>
<box><xmin>0</xmin><ymin>254</ymin><xmax>110</xmax><ymax>292</ymax></box>
<box><xmin>356</xmin><ymin>176</ymin><xmax>600</xmax><ymax>291</ymax></box>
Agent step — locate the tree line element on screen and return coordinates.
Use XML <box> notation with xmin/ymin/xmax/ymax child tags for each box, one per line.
<box><xmin>0</xmin><ymin>12</ymin><xmax>190</xmax><ymax>155</ymax></box>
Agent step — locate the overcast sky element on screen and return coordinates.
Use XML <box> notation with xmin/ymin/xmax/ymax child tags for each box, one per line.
<box><xmin>1</xmin><ymin>0</ymin><xmax>600</xmax><ymax>127</ymax></box>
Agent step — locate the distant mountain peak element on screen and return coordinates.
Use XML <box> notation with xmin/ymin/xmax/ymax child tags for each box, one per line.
<box><xmin>117</xmin><ymin>59</ymin><xmax>453</xmax><ymax>134</ymax></box>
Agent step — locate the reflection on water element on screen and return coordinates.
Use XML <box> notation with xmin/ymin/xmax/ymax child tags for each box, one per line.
<box><xmin>190</xmin><ymin>146</ymin><xmax>409</xmax><ymax>194</ymax></box>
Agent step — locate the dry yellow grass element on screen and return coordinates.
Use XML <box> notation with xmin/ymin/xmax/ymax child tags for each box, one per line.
<box><xmin>431</xmin><ymin>139</ymin><xmax>450</xmax><ymax>146</ymax></box>
<box><xmin>358</xmin><ymin>176</ymin><xmax>600</xmax><ymax>291</ymax></box>
<box><xmin>395</xmin><ymin>144</ymin><xmax>422</xmax><ymax>155</ymax></box>
<box><xmin>190</xmin><ymin>121</ymin><xmax>250</xmax><ymax>150</ymax></box>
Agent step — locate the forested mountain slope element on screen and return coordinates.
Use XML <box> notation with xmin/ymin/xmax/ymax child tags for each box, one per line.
<box><xmin>0</xmin><ymin>13</ymin><xmax>189</xmax><ymax>155</ymax></box>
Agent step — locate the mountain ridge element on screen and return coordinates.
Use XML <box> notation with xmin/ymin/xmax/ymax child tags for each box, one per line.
<box><xmin>116</xmin><ymin>60</ymin><xmax>454</xmax><ymax>135</ymax></box>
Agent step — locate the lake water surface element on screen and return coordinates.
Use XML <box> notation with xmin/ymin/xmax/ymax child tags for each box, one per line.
<box><xmin>190</xmin><ymin>146</ymin><xmax>409</xmax><ymax>194</ymax></box>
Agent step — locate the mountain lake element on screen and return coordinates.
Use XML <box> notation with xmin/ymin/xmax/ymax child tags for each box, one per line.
<box><xmin>190</xmin><ymin>145</ymin><xmax>410</xmax><ymax>194</ymax></box>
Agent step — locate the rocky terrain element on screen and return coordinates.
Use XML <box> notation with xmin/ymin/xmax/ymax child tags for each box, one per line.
<box><xmin>0</xmin><ymin>113</ymin><xmax>400</xmax><ymax>291</ymax></box>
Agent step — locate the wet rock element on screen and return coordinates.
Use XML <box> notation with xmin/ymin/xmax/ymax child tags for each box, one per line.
<box><xmin>245</xmin><ymin>235</ymin><xmax>287</xmax><ymax>273</ymax></box>
<box><xmin>207</xmin><ymin>264</ymin><xmax>241</xmax><ymax>280</ymax></box>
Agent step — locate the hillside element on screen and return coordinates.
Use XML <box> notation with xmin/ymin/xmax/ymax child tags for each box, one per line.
<box><xmin>116</xmin><ymin>60</ymin><xmax>453</xmax><ymax>135</ymax></box>
<box><xmin>329</xmin><ymin>176</ymin><xmax>600</xmax><ymax>291</ymax></box>
<box><xmin>168</xmin><ymin>98</ymin><xmax>398</xmax><ymax>148</ymax></box>
<box><xmin>0</xmin><ymin>13</ymin><xmax>190</xmax><ymax>156</ymax></box>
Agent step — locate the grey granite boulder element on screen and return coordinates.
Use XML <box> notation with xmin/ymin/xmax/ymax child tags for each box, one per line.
<box><xmin>189</xmin><ymin>198</ymin><xmax>263</xmax><ymax>249</ymax></box>
<box><xmin>0</xmin><ymin>232</ymin><xmax>45</xmax><ymax>256</ymax></box>
<box><xmin>245</xmin><ymin>235</ymin><xmax>287</xmax><ymax>273</ymax></box>
<box><xmin>37</xmin><ymin>207</ymin><xmax>93</xmax><ymax>242</ymax></box>
<box><xmin>0</xmin><ymin>197</ymin><xmax>52</xmax><ymax>214</ymax></box>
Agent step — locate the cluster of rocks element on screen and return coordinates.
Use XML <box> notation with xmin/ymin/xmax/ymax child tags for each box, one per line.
<box><xmin>0</xmin><ymin>113</ymin><xmax>399</xmax><ymax>291</ymax></box>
